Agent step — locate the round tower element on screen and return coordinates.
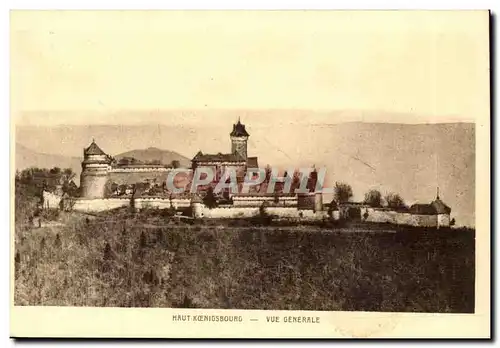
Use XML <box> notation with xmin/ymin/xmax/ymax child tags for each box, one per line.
<box><xmin>190</xmin><ymin>194</ymin><xmax>204</xmax><ymax>219</ymax></box>
<box><xmin>314</xmin><ymin>192</ymin><xmax>323</xmax><ymax>213</ymax></box>
<box><xmin>230</xmin><ymin>118</ymin><xmax>249</xmax><ymax>160</ymax></box>
<box><xmin>80</xmin><ymin>140</ymin><xmax>112</xmax><ymax>199</ymax></box>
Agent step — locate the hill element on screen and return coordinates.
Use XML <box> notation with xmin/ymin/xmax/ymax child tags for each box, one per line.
<box><xmin>14</xmin><ymin>211</ymin><xmax>475</xmax><ymax>313</ymax></box>
<box><xmin>15</xmin><ymin>143</ymin><xmax>82</xmax><ymax>183</ymax></box>
<box><xmin>114</xmin><ymin>147</ymin><xmax>191</xmax><ymax>167</ymax></box>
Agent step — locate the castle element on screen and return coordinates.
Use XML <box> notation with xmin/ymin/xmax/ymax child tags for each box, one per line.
<box><xmin>80</xmin><ymin>120</ymin><xmax>266</xmax><ymax>199</ymax></box>
<box><xmin>75</xmin><ymin>118</ymin><xmax>451</xmax><ymax>228</ymax></box>
<box><xmin>79</xmin><ymin>118</ymin><xmax>260</xmax><ymax>199</ymax></box>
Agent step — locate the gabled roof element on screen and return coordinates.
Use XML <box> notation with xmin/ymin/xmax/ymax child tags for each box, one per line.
<box><xmin>192</xmin><ymin>151</ymin><xmax>246</xmax><ymax>163</ymax></box>
<box><xmin>409</xmin><ymin>204</ymin><xmax>436</xmax><ymax>215</ymax></box>
<box><xmin>84</xmin><ymin>140</ymin><xmax>107</xmax><ymax>156</ymax></box>
<box><xmin>230</xmin><ymin>120</ymin><xmax>249</xmax><ymax>137</ymax></box>
<box><xmin>409</xmin><ymin>195</ymin><xmax>451</xmax><ymax>215</ymax></box>
<box><xmin>431</xmin><ymin>198</ymin><xmax>451</xmax><ymax>214</ymax></box>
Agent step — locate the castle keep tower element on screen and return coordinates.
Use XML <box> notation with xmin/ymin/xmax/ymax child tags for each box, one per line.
<box><xmin>80</xmin><ymin>140</ymin><xmax>112</xmax><ymax>199</ymax></box>
<box><xmin>230</xmin><ymin>118</ymin><xmax>249</xmax><ymax>160</ymax></box>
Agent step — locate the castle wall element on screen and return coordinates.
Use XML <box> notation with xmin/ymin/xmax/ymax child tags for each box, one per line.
<box><xmin>297</xmin><ymin>193</ymin><xmax>316</xmax><ymax>210</ymax></box>
<box><xmin>203</xmin><ymin>207</ymin><xmax>259</xmax><ymax>218</ymax></box>
<box><xmin>73</xmin><ymin>197</ymin><xmax>191</xmax><ymax>212</ymax></box>
<box><xmin>108</xmin><ymin>169</ymin><xmax>191</xmax><ymax>188</ymax></box>
<box><xmin>232</xmin><ymin>195</ymin><xmax>298</xmax><ymax>207</ymax></box>
<box><xmin>364</xmin><ymin>208</ymin><xmax>438</xmax><ymax>227</ymax></box>
<box><xmin>73</xmin><ymin>198</ymin><xmax>130</xmax><ymax>212</ymax></box>
<box><xmin>108</xmin><ymin>171</ymin><xmax>169</xmax><ymax>186</ymax></box>
<box><xmin>138</xmin><ymin>198</ymin><xmax>190</xmax><ymax>209</ymax></box>
<box><xmin>201</xmin><ymin>206</ymin><xmax>327</xmax><ymax>220</ymax></box>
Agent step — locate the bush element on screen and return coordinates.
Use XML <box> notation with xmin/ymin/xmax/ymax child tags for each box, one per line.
<box><xmin>40</xmin><ymin>208</ymin><xmax>60</xmax><ymax>221</ymax></box>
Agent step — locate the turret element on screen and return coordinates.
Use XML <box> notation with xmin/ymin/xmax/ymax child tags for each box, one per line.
<box><xmin>431</xmin><ymin>188</ymin><xmax>452</xmax><ymax>228</ymax></box>
<box><xmin>190</xmin><ymin>194</ymin><xmax>204</xmax><ymax>219</ymax></box>
<box><xmin>230</xmin><ymin>118</ymin><xmax>249</xmax><ymax>160</ymax></box>
<box><xmin>80</xmin><ymin>140</ymin><xmax>112</xmax><ymax>199</ymax></box>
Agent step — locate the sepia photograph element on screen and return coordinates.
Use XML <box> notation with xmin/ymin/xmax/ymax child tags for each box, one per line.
<box><xmin>10</xmin><ymin>10</ymin><xmax>490</xmax><ymax>338</ymax></box>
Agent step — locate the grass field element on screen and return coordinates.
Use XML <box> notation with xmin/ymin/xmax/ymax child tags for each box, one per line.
<box><xmin>14</xmin><ymin>208</ymin><xmax>475</xmax><ymax>313</ymax></box>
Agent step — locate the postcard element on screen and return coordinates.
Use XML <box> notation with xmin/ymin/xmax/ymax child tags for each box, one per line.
<box><xmin>10</xmin><ymin>10</ymin><xmax>490</xmax><ymax>338</ymax></box>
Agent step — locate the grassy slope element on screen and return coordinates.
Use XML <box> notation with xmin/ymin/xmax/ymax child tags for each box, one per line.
<box><xmin>14</xmin><ymin>209</ymin><xmax>475</xmax><ymax>313</ymax></box>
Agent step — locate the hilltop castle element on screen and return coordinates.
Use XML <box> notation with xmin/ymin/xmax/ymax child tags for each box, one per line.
<box><xmin>80</xmin><ymin>119</ymin><xmax>260</xmax><ymax>199</ymax></box>
<box><xmin>76</xmin><ymin>118</ymin><xmax>451</xmax><ymax>228</ymax></box>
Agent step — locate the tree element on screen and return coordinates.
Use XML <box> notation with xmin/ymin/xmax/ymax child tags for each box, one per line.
<box><xmin>103</xmin><ymin>242</ymin><xmax>112</xmax><ymax>260</ymax></box>
<box><xmin>364</xmin><ymin>189</ymin><xmax>382</xmax><ymax>207</ymax></box>
<box><xmin>203</xmin><ymin>186</ymin><xmax>218</xmax><ymax>209</ymax></box>
<box><xmin>384</xmin><ymin>192</ymin><xmax>406</xmax><ymax>210</ymax></box>
<box><xmin>334</xmin><ymin>182</ymin><xmax>353</xmax><ymax>204</ymax></box>
<box><xmin>54</xmin><ymin>233</ymin><xmax>62</xmax><ymax>248</ymax></box>
<box><xmin>118</xmin><ymin>157</ymin><xmax>142</xmax><ymax>166</ymax></box>
<box><xmin>62</xmin><ymin>168</ymin><xmax>76</xmax><ymax>183</ymax></box>
<box><xmin>171</xmin><ymin>160</ymin><xmax>181</xmax><ymax>169</ymax></box>
<box><xmin>145</xmin><ymin>159</ymin><xmax>161</xmax><ymax>165</ymax></box>
<box><xmin>49</xmin><ymin>167</ymin><xmax>62</xmax><ymax>175</ymax></box>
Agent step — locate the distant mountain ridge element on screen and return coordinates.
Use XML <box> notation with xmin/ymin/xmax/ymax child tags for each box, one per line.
<box><xmin>15</xmin><ymin>143</ymin><xmax>82</xmax><ymax>182</ymax></box>
<box><xmin>114</xmin><ymin>147</ymin><xmax>191</xmax><ymax>167</ymax></box>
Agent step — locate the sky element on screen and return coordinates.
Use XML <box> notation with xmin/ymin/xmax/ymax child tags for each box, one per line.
<box><xmin>10</xmin><ymin>11</ymin><xmax>489</xmax><ymax>228</ymax></box>
<box><xmin>10</xmin><ymin>10</ymin><xmax>489</xmax><ymax>124</ymax></box>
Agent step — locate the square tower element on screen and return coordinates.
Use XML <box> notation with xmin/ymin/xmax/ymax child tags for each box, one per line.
<box><xmin>230</xmin><ymin>118</ymin><xmax>249</xmax><ymax>160</ymax></box>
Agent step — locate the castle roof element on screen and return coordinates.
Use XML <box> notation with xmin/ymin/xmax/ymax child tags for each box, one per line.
<box><xmin>409</xmin><ymin>204</ymin><xmax>437</xmax><ymax>215</ymax></box>
<box><xmin>431</xmin><ymin>198</ymin><xmax>451</xmax><ymax>214</ymax></box>
<box><xmin>192</xmin><ymin>151</ymin><xmax>246</xmax><ymax>163</ymax></box>
<box><xmin>409</xmin><ymin>197</ymin><xmax>451</xmax><ymax>215</ymax></box>
<box><xmin>230</xmin><ymin>120</ymin><xmax>249</xmax><ymax>137</ymax></box>
<box><xmin>246</xmin><ymin>156</ymin><xmax>259</xmax><ymax>168</ymax></box>
<box><xmin>84</xmin><ymin>140</ymin><xmax>107</xmax><ymax>156</ymax></box>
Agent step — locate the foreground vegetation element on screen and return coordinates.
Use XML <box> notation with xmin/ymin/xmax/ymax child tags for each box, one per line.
<box><xmin>14</xmin><ymin>206</ymin><xmax>475</xmax><ymax>313</ymax></box>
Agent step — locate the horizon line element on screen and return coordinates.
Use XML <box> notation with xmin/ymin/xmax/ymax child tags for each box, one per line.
<box><xmin>12</xmin><ymin>108</ymin><xmax>477</xmax><ymax>126</ymax></box>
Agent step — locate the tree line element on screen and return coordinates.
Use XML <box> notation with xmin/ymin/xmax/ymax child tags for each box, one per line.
<box><xmin>333</xmin><ymin>182</ymin><xmax>406</xmax><ymax>209</ymax></box>
<box><xmin>115</xmin><ymin>157</ymin><xmax>181</xmax><ymax>168</ymax></box>
<box><xmin>15</xmin><ymin>167</ymin><xmax>79</xmax><ymax>197</ymax></box>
